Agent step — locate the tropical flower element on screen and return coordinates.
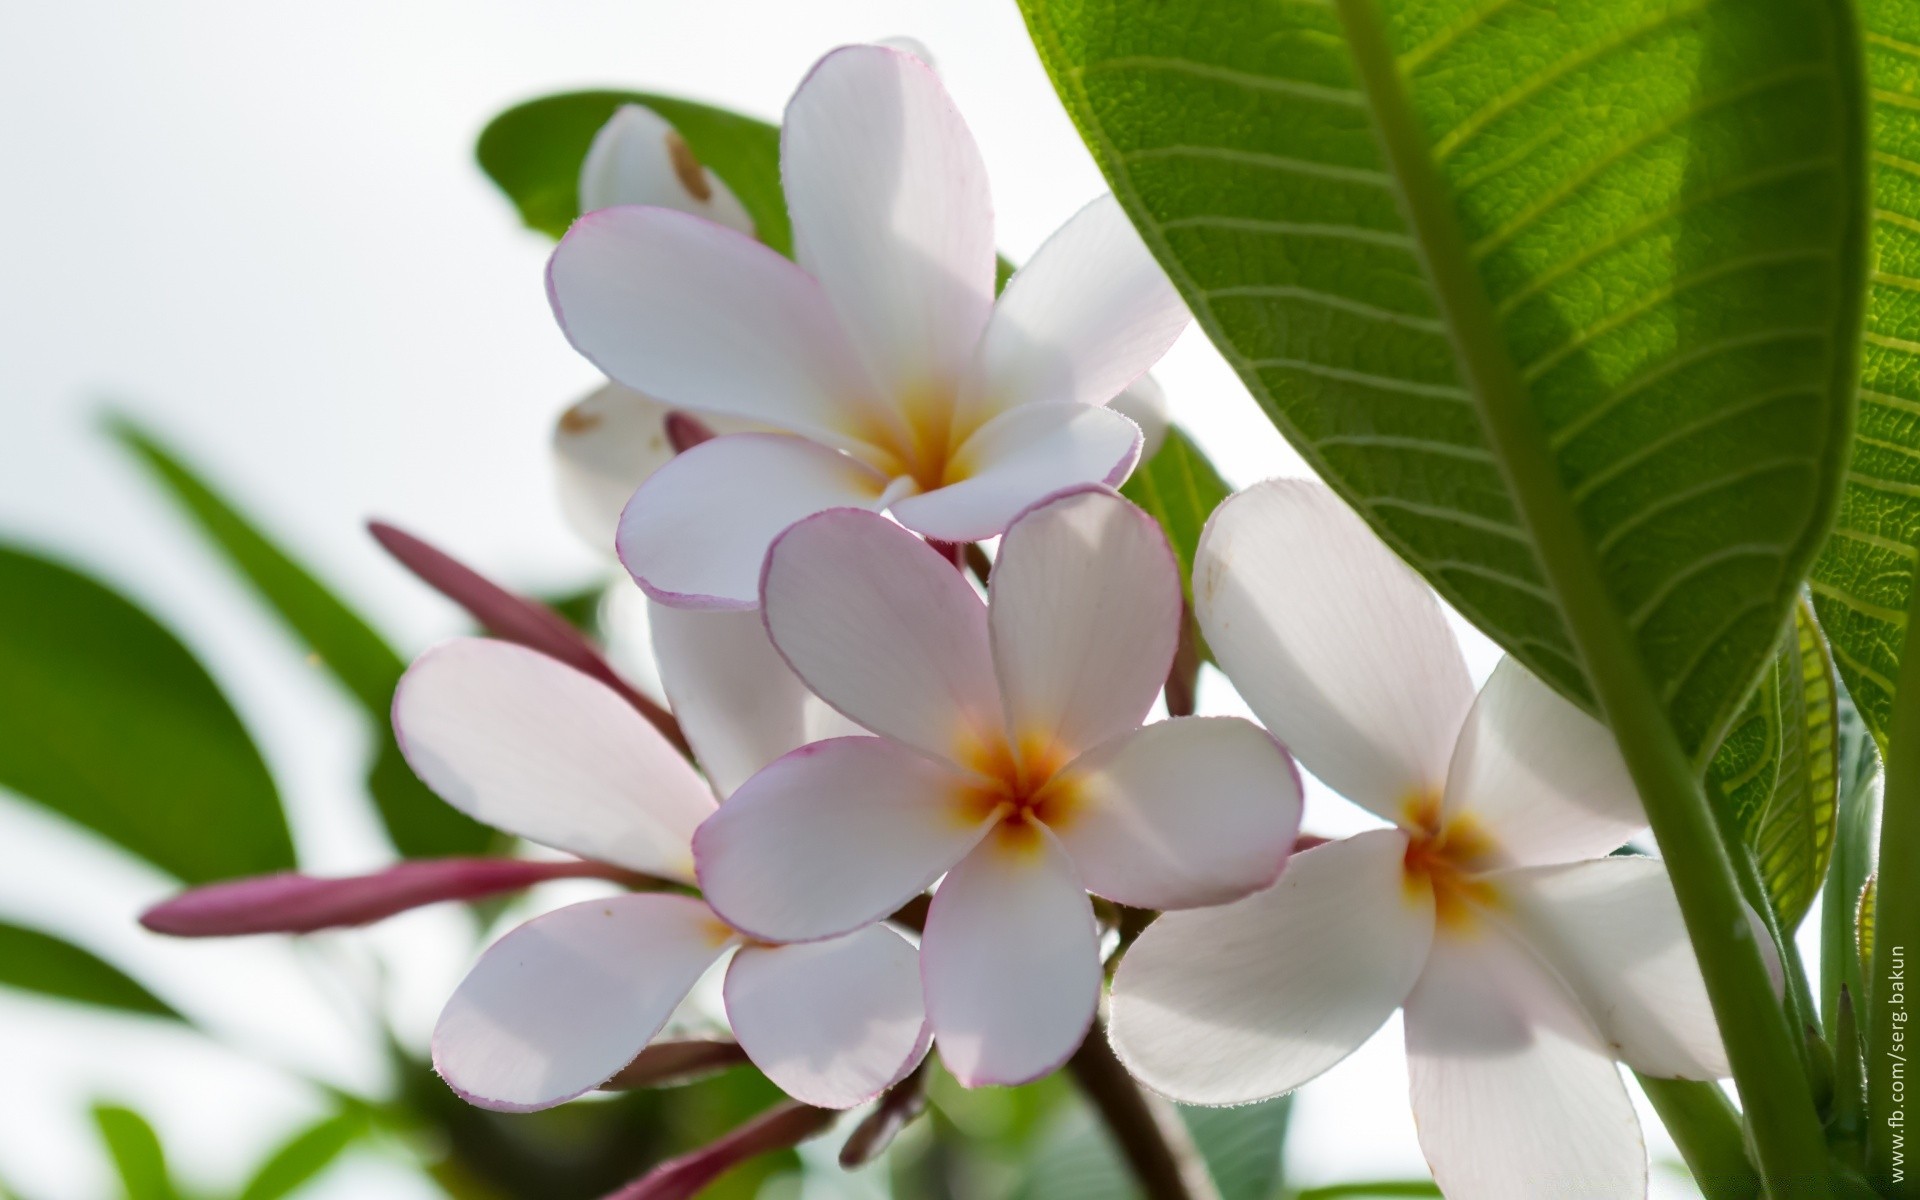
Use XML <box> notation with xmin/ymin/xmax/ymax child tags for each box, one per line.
<box><xmin>393</xmin><ymin>634</ymin><xmax>926</xmax><ymax>1112</ymax></box>
<box><xmin>1108</xmin><ymin>481</ymin><xmax>1729</xmax><ymax>1199</ymax></box>
<box><xmin>692</xmin><ymin>486</ymin><xmax>1302</xmax><ymax>1086</ymax></box>
<box><xmin>546</xmin><ymin>44</ymin><xmax>1190</xmax><ymax>607</ymax></box>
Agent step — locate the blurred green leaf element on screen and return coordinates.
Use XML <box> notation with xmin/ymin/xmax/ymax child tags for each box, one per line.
<box><xmin>1823</xmin><ymin>682</ymin><xmax>1880</xmax><ymax>1039</ymax></box>
<box><xmin>0</xmin><ymin>923</ymin><xmax>179</xmax><ymax>1022</ymax></box>
<box><xmin>235</xmin><ymin>1111</ymin><xmax>364</xmax><ymax>1200</ymax></box>
<box><xmin>1293</xmin><ymin>1184</ymin><xmax>1441</xmax><ymax>1199</ymax></box>
<box><xmin>0</xmin><ymin>544</ymin><xmax>293</xmax><ymax>882</ymax></box>
<box><xmin>109</xmin><ymin>418</ymin><xmax>491</xmax><ymax>859</ymax></box>
<box><xmin>1119</xmin><ymin>427</ymin><xmax>1231</xmax><ymax>607</ymax></box>
<box><xmin>93</xmin><ymin>1105</ymin><xmax>179</xmax><ymax>1200</ymax></box>
<box><xmin>1706</xmin><ymin>598</ymin><xmax>1839</xmax><ymax>930</ymax></box>
<box><xmin>1184</xmin><ymin>1097</ymin><xmax>1290</xmax><ymax>1200</ymax></box>
<box><xmin>1009</xmin><ymin>1093</ymin><xmax>1290</xmax><ymax>1200</ymax></box>
<box><xmin>477</xmin><ymin>91</ymin><xmax>790</xmax><ymax>253</ymax></box>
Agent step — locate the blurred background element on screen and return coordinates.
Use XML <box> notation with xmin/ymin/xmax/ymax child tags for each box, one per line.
<box><xmin>0</xmin><ymin>2</ymin><xmax>1726</xmax><ymax>1197</ymax></box>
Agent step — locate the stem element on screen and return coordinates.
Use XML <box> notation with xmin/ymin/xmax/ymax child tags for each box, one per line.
<box><xmin>1823</xmin><ymin>774</ymin><xmax>1878</xmax><ymax>1047</ymax></box>
<box><xmin>1066</xmin><ymin>1027</ymin><xmax>1220</xmax><ymax>1200</ymax></box>
<box><xmin>1637</xmin><ymin>1076</ymin><xmax>1758</xmax><ymax>1200</ymax></box>
<box><xmin>1332</xmin><ymin>0</ymin><xmax>1839</xmax><ymax>1192</ymax></box>
<box><xmin>1867</xmin><ymin>573</ymin><xmax>1920</xmax><ymax>1191</ymax></box>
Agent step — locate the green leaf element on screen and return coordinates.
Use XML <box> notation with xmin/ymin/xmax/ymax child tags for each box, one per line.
<box><xmin>1120</xmin><ymin>426</ymin><xmax>1232</xmax><ymax>606</ymax></box>
<box><xmin>109</xmin><ymin>419</ymin><xmax>491</xmax><ymax>859</ymax></box>
<box><xmin>235</xmin><ymin>1111</ymin><xmax>364</xmax><ymax>1200</ymax></box>
<box><xmin>1808</xmin><ymin>2</ymin><xmax>1920</xmax><ymax>755</ymax></box>
<box><xmin>92</xmin><ymin>1105</ymin><xmax>179</xmax><ymax>1200</ymax></box>
<box><xmin>1018</xmin><ymin>0</ymin><xmax>1868</xmax><ymax>762</ymax></box>
<box><xmin>1010</xmin><ymin>1095</ymin><xmax>1290</xmax><ymax>1200</ymax></box>
<box><xmin>0</xmin><ymin>545</ymin><xmax>293</xmax><ymax>882</ymax></box>
<box><xmin>1822</xmin><ymin>681</ymin><xmax>1880</xmax><ymax>1036</ymax></box>
<box><xmin>476</xmin><ymin>91</ymin><xmax>791</xmax><ymax>254</ymax></box>
<box><xmin>1705</xmin><ymin>598</ymin><xmax>1840</xmax><ymax>930</ymax></box>
<box><xmin>1294</xmin><ymin>1185</ymin><xmax>1441</xmax><ymax>1199</ymax></box>
<box><xmin>0</xmin><ymin>924</ymin><xmax>179</xmax><ymax>1022</ymax></box>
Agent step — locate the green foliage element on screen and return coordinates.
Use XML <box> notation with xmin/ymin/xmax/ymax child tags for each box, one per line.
<box><xmin>1292</xmin><ymin>1185</ymin><xmax>1440</xmax><ymax>1199</ymax></box>
<box><xmin>1008</xmin><ymin>1094</ymin><xmax>1290</xmax><ymax>1200</ymax></box>
<box><xmin>1706</xmin><ymin>599</ymin><xmax>1839</xmax><ymax>930</ymax></box>
<box><xmin>1809</xmin><ymin>1</ymin><xmax>1920</xmax><ymax>754</ymax></box>
<box><xmin>0</xmin><ymin>545</ymin><xmax>293</xmax><ymax>883</ymax></box>
<box><xmin>234</xmin><ymin>1111</ymin><xmax>364</xmax><ymax>1200</ymax></box>
<box><xmin>1823</xmin><ymin>683</ymin><xmax>1881</xmax><ymax>1035</ymax></box>
<box><xmin>110</xmin><ymin>419</ymin><xmax>492</xmax><ymax>860</ymax></box>
<box><xmin>0</xmin><ymin>924</ymin><xmax>179</xmax><ymax>1022</ymax></box>
<box><xmin>1120</xmin><ymin>426</ymin><xmax>1232</xmax><ymax>605</ymax></box>
<box><xmin>1019</xmin><ymin>0</ymin><xmax>1868</xmax><ymax>761</ymax></box>
<box><xmin>93</xmin><ymin>1105</ymin><xmax>179</xmax><ymax>1200</ymax></box>
<box><xmin>476</xmin><ymin>91</ymin><xmax>791</xmax><ymax>253</ymax></box>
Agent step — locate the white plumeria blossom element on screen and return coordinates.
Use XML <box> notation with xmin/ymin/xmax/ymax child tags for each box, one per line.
<box><xmin>546</xmin><ymin>43</ymin><xmax>1191</xmax><ymax>608</ymax></box>
<box><xmin>393</xmin><ymin>634</ymin><xmax>926</xmax><ymax>1113</ymax></box>
<box><xmin>692</xmin><ymin>486</ymin><xmax>1302</xmax><ymax>1087</ymax></box>
<box><xmin>1108</xmin><ymin>481</ymin><xmax>1729</xmax><ymax>1200</ymax></box>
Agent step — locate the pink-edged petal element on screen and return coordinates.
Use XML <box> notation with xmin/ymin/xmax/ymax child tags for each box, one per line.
<box><xmin>725</xmin><ymin>926</ymin><xmax>931</xmax><ymax>1109</ymax></box>
<box><xmin>890</xmin><ymin>403</ymin><xmax>1143</xmax><ymax>544</ymax></box>
<box><xmin>616</xmin><ymin>433</ymin><xmax>891</xmax><ymax>610</ymax></box>
<box><xmin>1051</xmin><ymin>717</ymin><xmax>1300</xmax><ymax>910</ymax></box>
<box><xmin>761</xmin><ymin>507</ymin><xmax>1003</xmax><ymax>761</ymax></box>
<box><xmin>432</xmin><ymin>894</ymin><xmax>733</xmax><ymax>1112</ymax></box>
<box><xmin>552</xmin><ymin>383</ymin><xmax>762</xmax><ymax>552</ymax></box>
<box><xmin>1445</xmin><ymin>658</ymin><xmax>1645</xmax><ymax>864</ymax></box>
<box><xmin>1491</xmin><ymin>857</ymin><xmax>1728</xmax><ymax>1080</ymax></box>
<box><xmin>694</xmin><ymin>737</ymin><xmax>990</xmax><ymax>943</ymax></box>
<box><xmin>1404</xmin><ymin>927</ymin><xmax>1645</xmax><ymax>1199</ymax></box>
<box><xmin>922</xmin><ymin>829</ymin><xmax>1102</xmax><ymax>1087</ymax></box>
<box><xmin>650</xmin><ymin>604</ymin><xmax>862</xmax><ymax>799</ymax></box>
<box><xmin>988</xmin><ymin>486</ymin><xmax>1181</xmax><ymax>759</ymax></box>
<box><xmin>394</xmin><ymin>640</ymin><xmax>713</xmax><ymax>881</ymax></box>
<box><xmin>140</xmin><ymin>859</ymin><xmax>632</xmax><ymax>937</ymax></box>
<box><xmin>1111</xmin><ymin>374</ymin><xmax>1170</xmax><ymax>460</ymax></box>
<box><xmin>961</xmin><ymin>194</ymin><xmax>1189</xmax><ymax>422</ymax></box>
<box><xmin>782</xmin><ymin>44</ymin><xmax>995</xmax><ymax>402</ymax></box>
<box><xmin>578</xmin><ymin>103</ymin><xmax>756</xmax><ymax>235</ymax></box>
<box><xmin>1109</xmin><ymin>830</ymin><xmax>1432</xmax><ymax>1105</ymax></box>
<box><xmin>548</xmin><ymin>206</ymin><xmax>885</xmax><ymax>453</ymax></box>
<box><xmin>1193</xmin><ymin>481</ymin><xmax>1473</xmax><ymax>823</ymax></box>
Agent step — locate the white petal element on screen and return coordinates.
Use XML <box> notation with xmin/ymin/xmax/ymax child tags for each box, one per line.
<box><xmin>650</xmin><ymin>604</ymin><xmax>862</xmax><ymax>799</ymax></box>
<box><xmin>1194</xmin><ymin>480</ymin><xmax>1473</xmax><ymax>822</ymax></box>
<box><xmin>578</xmin><ymin>103</ymin><xmax>756</xmax><ymax>235</ymax></box>
<box><xmin>725</xmin><ymin>926</ymin><xmax>931</xmax><ymax>1109</ymax></box>
<box><xmin>922</xmin><ymin>830</ymin><xmax>1101</xmax><ymax>1086</ymax></box>
<box><xmin>1491</xmin><ymin>857</ymin><xmax>1728</xmax><ymax>1079</ymax></box>
<box><xmin>782</xmin><ymin>44</ymin><xmax>995</xmax><ymax>400</ymax></box>
<box><xmin>989</xmin><ymin>487</ymin><xmax>1181</xmax><ymax>759</ymax></box>
<box><xmin>394</xmin><ymin>639</ymin><xmax>713</xmax><ymax>880</ymax></box>
<box><xmin>552</xmin><ymin>384</ymin><xmax>763</xmax><ymax>554</ymax></box>
<box><xmin>962</xmin><ymin>195</ymin><xmax>1189</xmax><ymax>422</ymax></box>
<box><xmin>889</xmin><ymin>403</ymin><xmax>1142</xmax><ymax>544</ymax></box>
<box><xmin>1053</xmin><ymin>718</ymin><xmax>1301</xmax><ymax>910</ymax></box>
<box><xmin>616</xmin><ymin>433</ymin><xmax>890</xmax><ymax>610</ymax></box>
<box><xmin>693</xmin><ymin>736</ymin><xmax>991</xmax><ymax>943</ymax></box>
<box><xmin>1111</xmin><ymin>374</ymin><xmax>1170</xmax><ymax>460</ymax></box>
<box><xmin>1446</xmin><ymin>658</ymin><xmax>1645</xmax><ymax>863</ymax></box>
<box><xmin>761</xmin><ymin>507</ymin><xmax>1003</xmax><ymax>762</ymax></box>
<box><xmin>1404</xmin><ymin>928</ymin><xmax>1646</xmax><ymax>1199</ymax></box>
<box><xmin>432</xmin><ymin>894</ymin><xmax>732</xmax><ymax>1111</ymax></box>
<box><xmin>548</xmin><ymin>205</ymin><xmax>886</xmax><ymax>453</ymax></box>
<box><xmin>1109</xmin><ymin>830</ymin><xmax>1432</xmax><ymax>1105</ymax></box>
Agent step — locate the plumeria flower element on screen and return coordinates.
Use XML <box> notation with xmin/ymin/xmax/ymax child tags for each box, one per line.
<box><xmin>547</xmin><ymin>44</ymin><xmax>1190</xmax><ymax>608</ymax></box>
<box><xmin>692</xmin><ymin>486</ymin><xmax>1302</xmax><ymax>1086</ymax></box>
<box><xmin>1108</xmin><ymin>481</ymin><xmax>1729</xmax><ymax>1199</ymax></box>
<box><xmin>394</xmin><ymin>635</ymin><xmax>926</xmax><ymax>1112</ymax></box>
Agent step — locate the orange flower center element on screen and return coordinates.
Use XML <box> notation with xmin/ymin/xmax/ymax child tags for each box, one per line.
<box><xmin>954</xmin><ymin>732</ymin><xmax>1082</xmax><ymax>855</ymax></box>
<box><xmin>1400</xmin><ymin>792</ymin><xmax>1501</xmax><ymax>932</ymax></box>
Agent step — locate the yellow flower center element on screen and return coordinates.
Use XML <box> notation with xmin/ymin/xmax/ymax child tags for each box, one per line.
<box><xmin>852</xmin><ymin>382</ymin><xmax>989</xmax><ymax>495</ymax></box>
<box><xmin>952</xmin><ymin>731</ymin><xmax>1082</xmax><ymax>856</ymax></box>
<box><xmin>1399</xmin><ymin>792</ymin><xmax>1502</xmax><ymax>933</ymax></box>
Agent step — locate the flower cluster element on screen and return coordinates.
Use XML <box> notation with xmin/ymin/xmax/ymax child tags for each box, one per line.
<box><xmin>144</xmin><ymin>39</ymin><xmax>1732</xmax><ymax>1200</ymax></box>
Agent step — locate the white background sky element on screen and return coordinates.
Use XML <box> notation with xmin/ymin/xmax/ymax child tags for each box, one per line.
<box><xmin>0</xmin><ymin>3</ymin><xmax>1751</xmax><ymax>1196</ymax></box>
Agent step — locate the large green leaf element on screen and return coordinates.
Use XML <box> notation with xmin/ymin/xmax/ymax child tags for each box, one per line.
<box><xmin>1019</xmin><ymin>0</ymin><xmax>1867</xmax><ymax>760</ymax></box>
<box><xmin>0</xmin><ymin>924</ymin><xmax>179</xmax><ymax>1022</ymax></box>
<box><xmin>477</xmin><ymin>91</ymin><xmax>791</xmax><ymax>253</ymax></box>
<box><xmin>1809</xmin><ymin>2</ymin><xmax>1920</xmax><ymax>754</ymax></box>
<box><xmin>0</xmin><ymin>546</ymin><xmax>293</xmax><ymax>882</ymax></box>
<box><xmin>1010</xmin><ymin>1095</ymin><xmax>1290</xmax><ymax>1200</ymax></box>
<box><xmin>1706</xmin><ymin>598</ymin><xmax>1840</xmax><ymax>930</ymax></box>
<box><xmin>93</xmin><ymin>1105</ymin><xmax>179</xmax><ymax>1200</ymax></box>
<box><xmin>235</xmin><ymin>1111</ymin><xmax>364</xmax><ymax>1200</ymax></box>
<box><xmin>110</xmin><ymin>420</ymin><xmax>492</xmax><ymax>859</ymax></box>
<box><xmin>1120</xmin><ymin>426</ymin><xmax>1232</xmax><ymax>606</ymax></box>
